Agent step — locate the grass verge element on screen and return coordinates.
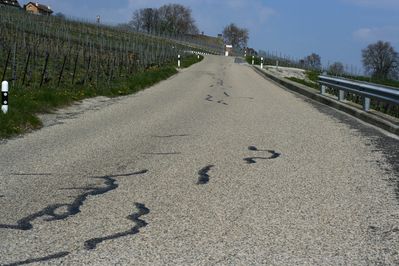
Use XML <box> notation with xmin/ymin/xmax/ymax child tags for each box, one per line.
<box><xmin>0</xmin><ymin>55</ymin><xmax>203</xmax><ymax>139</ymax></box>
<box><xmin>287</xmin><ymin>77</ymin><xmax>319</xmax><ymax>90</ymax></box>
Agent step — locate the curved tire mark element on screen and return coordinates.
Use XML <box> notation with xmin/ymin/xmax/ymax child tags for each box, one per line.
<box><xmin>0</xmin><ymin>170</ymin><xmax>148</xmax><ymax>231</ymax></box>
<box><xmin>3</xmin><ymin>251</ymin><xmax>70</xmax><ymax>266</ymax></box>
<box><xmin>197</xmin><ymin>165</ymin><xmax>215</xmax><ymax>185</ymax></box>
<box><xmin>268</xmin><ymin>151</ymin><xmax>281</xmax><ymax>159</ymax></box>
<box><xmin>10</xmin><ymin>173</ymin><xmax>52</xmax><ymax>176</ymax></box>
<box><xmin>244</xmin><ymin>157</ymin><xmax>264</xmax><ymax>164</ymax></box>
<box><xmin>84</xmin><ymin>203</ymin><xmax>150</xmax><ymax>250</ymax></box>
<box><xmin>217</xmin><ymin>100</ymin><xmax>228</xmax><ymax>106</ymax></box>
<box><xmin>152</xmin><ymin>134</ymin><xmax>189</xmax><ymax>138</ymax></box>
<box><xmin>245</xmin><ymin>146</ymin><xmax>281</xmax><ymax>164</ymax></box>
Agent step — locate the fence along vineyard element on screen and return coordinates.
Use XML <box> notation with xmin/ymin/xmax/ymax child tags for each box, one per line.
<box><xmin>0</xmin><ymin>7</ymin><xmax>222</xmax><ymax>89</ymax></box>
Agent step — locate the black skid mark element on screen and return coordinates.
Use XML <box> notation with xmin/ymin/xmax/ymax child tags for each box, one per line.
<box><xmin>224</xmin><ymin>92</ymin><xmax>230</xmax><ymax>97</ymax></box>
<box><xmin>152</xmin><ymin>134</ymin><xmax>189</xmax><ymax>138</ymax></box>
<box><xmin>84</xmin><ymin>203</ymin><xmax>150</xmax><ymax>250</ymax></box>
<box><xmin>207</xmin><ymin>94</ymin><xmax>227</xmax><ymax>105</ymax></box>
<box><xmin>10</xmin><ymin>173</ymin><xmax>52</xmax><ymax>176</ymax></box>
<box><xmin>268</xmin><ymin>151</ymin><xmax>281</xmax><ymax>159</ymax></box>
<box><xmin>0</xmin><ymin>170</ymin><xmax>148</xmax><ymax>231</ymax></box>
<box><xmin>236</xmin><ymin>96</ymin><xmax>254</xmax><ymax>100</ymax></box>
<box><xmin>244</xmin><ymin>157</ymin><xmax>269</xmax><ymax>164</ymax></box>
<box><xmin>197</xmin><ymin>165</ymin><xmax>215</xmax><ymax>185</ymax></box>
<box><xmin>244</xmin><ymin>146</ymin><xmax>281</xmax><ymax>164</ymax></box>
<box><xmin>59</xmin><ymin>186</ymin><xmax>98</xmax><ymax>191</ymax></box>
<box><xmin>3</xmin><ymin>251</ymin><xmax>70</xmax><ymax>266</ymax></box>
<box><xmin>249</xmin><ymin>146</ymin><xmax>281</xmax><ymax>158</ymax></box>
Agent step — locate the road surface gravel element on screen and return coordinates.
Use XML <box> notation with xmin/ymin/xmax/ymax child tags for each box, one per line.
<box><xmin>1</xmin><ymin>56</ymin><xmax>398</xmax><ymax>265</ymax></box>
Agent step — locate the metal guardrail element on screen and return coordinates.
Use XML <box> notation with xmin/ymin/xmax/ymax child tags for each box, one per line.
<box><xmin>318</xmin><ymin>75</ymin><xmax>399</xmax><ymax>112</ymax></box>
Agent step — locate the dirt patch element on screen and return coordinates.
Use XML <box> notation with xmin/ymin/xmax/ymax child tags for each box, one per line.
<box><xmin>264</xmin><ymin>65</ymin><xmax>307</xmax><ymax>80</ymax></box>
<box><xmin>37</xmin><ymin>96</ymin><xmax>120</xmax><ymax>127</ymax></box>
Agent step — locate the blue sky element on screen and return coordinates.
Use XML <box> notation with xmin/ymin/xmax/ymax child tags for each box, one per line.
<box><xmin>34</xmin><ymin>0</ymin><xmax>399</xmax><ymax>72</ymax></box>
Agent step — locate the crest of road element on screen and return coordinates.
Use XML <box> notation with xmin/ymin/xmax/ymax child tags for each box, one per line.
<box><xmin>1</xmin><ymin>56</ymin><xmax>398</xmax><ymax>265</ymax></box>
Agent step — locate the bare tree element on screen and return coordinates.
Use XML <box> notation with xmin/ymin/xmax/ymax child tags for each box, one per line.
<box><xmin>158</xmin><ymin>4</ymin><xmax>198</xmax><ymax>34</ymax></box>
<box><xmin>130</xmin><ymin>4</ymin><xmax>199</xmax><ymax>35</ymax></box>
<box><xmin>329</xmin><ymin>62</ymin><xmax>344</xmax><ymax>76</ymax></box>
<box><xmin>130</xmin><ymin>8</ymin><xmax>158</xmax><ymax>33</ymax></box>
<box><xmin>362</xmin><ymin>41</ymin><xmax>398</xmax><ymax>80</ymax></box>
<box><xmin>130</xmin><ymin>10</ymin><xmax>142</xmax><ymax>31</ymax></box>
<box><xmin>222</xmin><ymin>23</ymin><xmax>249</xmax><ymax>49</ymax></box>
<box><xmin>144</xmin><ymin>8</ymin><xmax>160</xmax><ymax>33</ymax></box>
<box><xmin>303</xmin><ymin>53</ymin><xmax>321</xmax><ymax>70</ymax></box>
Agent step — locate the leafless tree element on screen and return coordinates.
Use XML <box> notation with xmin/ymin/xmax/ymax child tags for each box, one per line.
<box><xmin>158</xmin><ymin>4</ymin><xmax>198</xmax><ymax>34</ymax></box>
<box><xmin>143</xmin><ymin>8</ymin><xmax>160</xmax><ymax>33</ymax></box>
<box><xmin>130</xmin><ymin>10</ymin><xmax>142</xmax><ymax>31</ymax></box>
<box><xmin>362</xmin><ymin>41</ymin><xmax>398</xmax><ymax>80</ymax></box>
<box><xmin>303</xmin><ymin>53</ymin><xmax>321</xmax><ymax>70</ymax></box>
<box><xmin>329</xmin><ymin>62</ymin><xmax>344</xmax><ymax>75</ymax></box>
<box><xmin>222</xmin><ymin>23</ymin><xmax>249</xmax><ymax>49</ymax></box>
<box><xmin>130</xmin><ymin>8</ymin><xmax>158</xmax><ymax>33</ymax></box>
<box><xmin>130</xmin><ymin>4</ymin><xmax>199</xmax><ymax>35</ymax></box>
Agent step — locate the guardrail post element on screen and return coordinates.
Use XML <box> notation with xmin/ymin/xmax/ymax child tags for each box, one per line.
<box><xmin>252</xmin><ymin>56</ymin><xmax>254</xmax><ymax>65</ymax></box>
<box><xmin>261</xmin><ymin>57</ymin><xmax>264</xmax><ymax>69</ymax></box>
<box><xmin>320</xmin><ymin>84</ymin><xmax>326</xmax><ymax>95</ymax></box>
<box><xmin>318</xmin><ymin>75</ymin><xmax>398</xmax><ymax>115</ymax></box>
<box><xmin>363</xmin><ymin>97</ymin><xmax>371</xmax><ymax>112</ymax></box>
<box><xmin>2</xmin><ymin>80</ymin><xmax>9</xmax><ymax>114</ymax></box>
<box><xmin>338</xmin><ymin>90</ymin><xmax>345</xmax><ymax>101</ymax></box>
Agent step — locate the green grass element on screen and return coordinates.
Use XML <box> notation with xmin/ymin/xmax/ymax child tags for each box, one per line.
<box><xmin>0</xmin><ymin>55</ymin><xmax>201</xmax><ymax>139</ymax></box>
<box><xmin>305</xmin><ymin>70</ymin><xmax>321</xmax><ymax>83</ymax></box>
<box><xmin>180</xmin><ymin>54</ymin><xmax>204</xmax><ymax>68</ymax></box>
<box><xmin>287</xmin><ymin>77</ymin><xmax>319</xmax><ymax>90</ymax></box>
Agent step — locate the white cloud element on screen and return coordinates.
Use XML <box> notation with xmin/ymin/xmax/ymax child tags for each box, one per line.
<box><xmin>353</xmin><ymin>26</ymin><xmax>399</xmax><ymax>44</ymax></box>
<box><xmin>353</xmin><ymin>28</ymin><xmax>373</xmax><ymax>39</ymax></box>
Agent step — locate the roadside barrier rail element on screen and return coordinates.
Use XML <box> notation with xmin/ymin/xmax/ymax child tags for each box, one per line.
<box><xmin>319</xmin><ymin>75</ymin><xmax>399</xmax><ymax>112</ymax></box>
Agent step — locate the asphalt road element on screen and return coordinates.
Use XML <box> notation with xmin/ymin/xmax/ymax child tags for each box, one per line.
<box><xmin>1</xmin><ymin>56</ymin><xmax>399</xmax><ymax>265</ymax></box>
